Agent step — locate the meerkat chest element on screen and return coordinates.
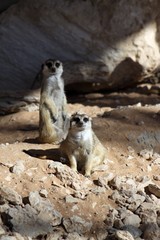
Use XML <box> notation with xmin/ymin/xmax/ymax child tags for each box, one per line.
<box><xmin>43</xmin><ymin>76</ymin><xmax>64</xmax><ymax>102</ymax></box>
<box><xmin>72</xmin><ymin>130</ymin><xmax>93</xmax><ymax>156</ymax></box>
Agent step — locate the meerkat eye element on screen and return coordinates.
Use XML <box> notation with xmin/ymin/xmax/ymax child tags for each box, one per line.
<box><xmin>83</xmin><ymin>117</ymin><xmax>89</xmax><ymax>122</ymax></box>
<box><xmin>55</xmin><ymin>62</ymin><xmax>60</xmax><ymax>68</ymax></box>
<box><xmin>46</xmin><ymin>62</ymin><xmax>52</xmax><ymax>68</ymax></box>
<box><xmin>73</xmin><ymin>117</ymin><xmax>80</xmax><ymax>123</ymax></box>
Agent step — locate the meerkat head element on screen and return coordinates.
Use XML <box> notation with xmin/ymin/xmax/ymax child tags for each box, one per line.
<box><xmin>42</xmin><ymin>59</ymin><xmax>63</xmax><ymax>77</ymax></box>
<box><xmin>70</xmin><ymin>112</ymin><xmax>92</xmax><ymax>132</ymax></box>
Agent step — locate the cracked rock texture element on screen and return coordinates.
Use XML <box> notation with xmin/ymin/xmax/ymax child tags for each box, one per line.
<box><xmin>0</xmin><ymin>0</ymin><xmax>160</xmax><ymax>91</ymax></box>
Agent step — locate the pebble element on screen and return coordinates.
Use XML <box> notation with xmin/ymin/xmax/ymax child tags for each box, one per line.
<box><xmin>10</xmin><ymin>161</ymin><xmax>25</xmax><ymax>175</ymax></box>
<box><xmin>115</xmin><ymin>230</ymin><xmax>134</xmax><ymax>240</ymax></box>
<box><xmin>39</xmin><ymin>189</ymin><xmax>48</xmax><ymax>198</ymax></box>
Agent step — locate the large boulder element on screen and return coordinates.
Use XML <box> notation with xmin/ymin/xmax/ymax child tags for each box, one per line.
<box><xmin>0</xmin><ymin>0</ymin><xmax>160</xmax><ymax>91</ymax></box>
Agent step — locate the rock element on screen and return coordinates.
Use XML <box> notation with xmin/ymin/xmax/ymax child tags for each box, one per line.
<box><xmin>104</xmin><ymin>208</ymin><xmax>119</xmax><ymax>228</ymax></box>
<box><xmin>0</xmin><ymin>1</ymin><xmax>160</xmax><ymax>91</ymax></box>
<box><xmin>147</xmin><ymin>184</ymin><xmax>160</xmax><ymax>198</ymax></box>
<box><xmin>122</xmin><ymin>213</ymin><xmax>141</xmax><ymax>227</ymax></box>
<box><xmin>94</xmin><ymin>228</ymin><xmax>108</xmax><ymax>240</ymax></box>
<box><xmin>10</xmin><ymin>161</ymin><xmax>25</xmax><ymax>175</ymax></box>
<box><xmin>126</xmin><ymin>193</ymin><xmax>145</xmax><ymax>212</ymax></box>
<box><xmin>97</xmin><ymin>173</ymin><xmax>114</xmax><ymax>188</ymax></box>
<box><xmin>28</xmin><ymin>191</ymin><xmax>52</xmax><ymax>211</ymax></box>
<box><xmin>136</xmin><ymin>131</ymin><xmax>160</xmax><ymax>149</ymax></box>
<box><xmin>135</xmin><ymin>202</ymin><xmax>158</xmax><ymax>224</ymax></box>
<box><xmin>0</xmin><ymin>185</ymin><xmax>22</xmax><ymax>205</ymax></box>
<box><xmin>108</xmin><ymin>176</ymin><xmax>137</xmax><ymax>195</ymax></box>
<box><xmin>121</xmin><ymin>225</ymin><xmax>142</xmax><ymax>239</ymax></box>
<box><xmin>5</xmin><ymin>203</ymin><xmax>62</xmax><ymax>237</ymax></box>
<box><xmin>143</xmin><ymin>223</ymin><xmax>160</xmax><ymax>240</ymax></box>
<box><xmin>28</xmin><ymin>191</ymin><xmax>62</xmax><ymax>226</ymax></box>
<box><xmin>91</xmin><ymin>186</ymin><xmax>106</xmax><ymax>195</ymax></box>
<box><xmin>115</xmin><ymin>230</ymin><xmax>134</xmax><ymax>240</ymax></box>
<box><xmin>66</xmin><ymin>232</ymin><xmax>88</xmax><ymax>240</ymax></box>
<box><xmin>110</xmin><ymin>190</ymin><xmax>127</xmax><ymax>206</ymax></box>
<box><xmin>117</xmin><ymin>208</ymin><xmax>141</xmax><ymax>228</ymax></box>
<box><xmin>136</xmin><ymin>176</ymin><xmax>153</xmax><ymax>192</ymax></box>
<box><xmin>52</xmin><ymin>162</ymin><xmax>92</xmax><ymax>191</ymax></box>
<box><xmin>153</xmin><ymin>175</ymin><xmax>160</xmax><ymax>181</ymax></box>
<box><xmin>73</xmin><ymin>191</ymin><xmax>88</xmax><ymax>200</ymax></box>
<box><xmin>65</xmin><ymin>195</ymin><xmax>79</xmax><ymax>203</ymax></box>
<box><xmin>63</xmin><ymin>215</ymin><xmax>92</xmax><ymax>234</ymax></box>
<box><xmin>153</xmin><ymin>157</ymin><xmax>160</xmax><ymax>165</ymax></box>
<box><xmin>0</xmin><ymin>203</ymin><xmax>10</xmax><ymax>213</ymax></box>
<box><xmin>45</xmin><ymin>228</ymin><xmax>66</xmax><ymax>240</ymax></box>
<box><xmin>39</xmin><ymin>189</ymin><xmax>48</xmax><ymax>198</ymax></box>
<box><xmin>139</xmin><ymin>149</ymin><xmax>153</xmax><ymax>160</ymax></box>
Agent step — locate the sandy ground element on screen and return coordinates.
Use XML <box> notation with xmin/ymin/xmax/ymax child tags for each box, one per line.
<box><xmin>0</xmin><ymin>90</ymin><xmax>160</xmax><ymax>232</ymax></box>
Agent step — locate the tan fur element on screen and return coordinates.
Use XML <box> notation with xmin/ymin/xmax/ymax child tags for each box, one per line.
<box><xmin>60</xmin><ymin>113</ymin><xmax>106</xmax><ymax>176</ymax></box>
<box><xmin>39</xmin><ymin>59</ymin><xmax>69</xmax><ymax>144</ymax></box>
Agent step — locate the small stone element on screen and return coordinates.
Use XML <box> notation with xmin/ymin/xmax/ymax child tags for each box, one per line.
<box><xmin>65</xmin><ymin>195</ymin><xmax>79</xmax><ymax>203</ymax></box>
<box><xmin>104</xmin><ymin>208</ymin><xmax>118</xmax><ymax>228</ymax></box>
<box><xmin>123</xmin><ymin>213</ymin><xmax>141</xmax><ymax>227</ymax></box>
<box><xmin>97</xmin><ymin>173</ymin><xmax>114</xmax><ymax>188</ymax></box>
<box><xmin>108</xmin><ymin>176</ymin><xmax>137</xmax><ymax>194</ymax></box>
<box><xmin>46</xmin><ymin>229</ymin><xmax>65</xmax><ymax>240</ymax></box>
<box><xmin>153</xmin><ymin>175</ymin><xmax>160</xmax><ymax>181</ymax></box>
<box><xmin>39</xmin><ymin>189</ymin><xmax>48</xmax><ymax>198</ymax></box>
<box><xmin>139</xmin><ymin>149</ymin><xmax>153</xmax><ymax>160</ymax></box>
<box><xmin>122</xmin><ymin>225</ymin><xmax>142</xmax><ymax>239</ymax></box>
<box><xmin>115</xmin><ymin>230</ymin><xmax>134</xmax><ymax>240</ymax></box>
<box><xmin>147</xmin><ymin>184</ymin><xmax>160</xmax><ymax>198</ymax></box>
<box><xmin>0</xmin><ymin>203</ymin><xmax>10</xmax><ymax>213</ymax></box>
<box><xmin>127</xmin><ymin>193</ymin><xmax>145</xmax><ymax>211</ymax></box>
<box><xmin>127</xmin><ymin>146</ymin><xmax>135</xmax><ymax>153</ymax></box>
<box><xmin>10</xmin><ymin>161</ymin><xmax>25</xmax><ymax>175</ymax></box>
<box><xmin>153</xmin><ymin>157</ymin><xmax>160</xmax><ymax>164</ymax></box>
<box><xmin>143</xmin><ymin>223</ymin><xmax>160</xmax><ymax>240</ymax></box>
<box><xmin>67</xmin><ymin>232</ymin><xmax>88</xmax><ymax>240</ymax></box>
<box><xmin>63</xmin><ymin>215</ymin><xmax>92</xmax><ymax>234</ymax></box>
<box><xmin>0</xmin><ymin>185</ymin><xmax>22</xmax><ymax>205</ymax></box>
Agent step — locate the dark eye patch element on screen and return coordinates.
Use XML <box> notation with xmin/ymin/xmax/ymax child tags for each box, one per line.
<box><xmin>55</xmin><ymin>62</ymin><xmax>60</xmax><ymax>68</ymax></box>
<box><xmin>83</xmin><ymin>117</ymin><xmax>89</xmax><ymax>122</ymax></box>
<box><xmin>73</xmin><ymin>117</ymin><xmax>80</xmax><ymax>123</ymax></box>
<box><xmin>46</xmin><ymin>62</ymin><xmax>53</xmax><ymax>68</ymax></box>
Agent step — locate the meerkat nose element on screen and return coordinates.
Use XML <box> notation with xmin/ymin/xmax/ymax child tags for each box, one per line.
<box><xmin>78</xmin><ymin>121</ymin><xmax>83</xmax><ymax>127</ymax></box>
<box><xmin>52</xmin><ymin>67</ymin><xmax>56</xmax><ymax>73</ymax></box>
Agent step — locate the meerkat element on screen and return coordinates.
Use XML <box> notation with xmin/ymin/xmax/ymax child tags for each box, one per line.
<box><xmin>39</xmin><ymin>59</ymin><xmax>69</xmax><ymax>144</ymax></box>
<box><xmin>60</xmin><ymin>112</ymin><xmax>106</xmax><ymax>176</ymax></box>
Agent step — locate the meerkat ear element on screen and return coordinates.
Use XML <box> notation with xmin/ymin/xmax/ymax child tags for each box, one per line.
<box><xmin>41</xmin><ymin>64</ymin><xmax>44</xmax><ymax>69</ymax></box>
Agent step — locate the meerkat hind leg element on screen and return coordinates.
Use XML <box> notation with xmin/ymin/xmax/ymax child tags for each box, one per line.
<box><xmin>69</xmin><ymin>155</ymin><xmax>78</xmax><ymax>172</ymax></box>
<box><xmin>84</xmin><ymin>155</ymin><xmax>93</xmax><ymax>177</ymax></box>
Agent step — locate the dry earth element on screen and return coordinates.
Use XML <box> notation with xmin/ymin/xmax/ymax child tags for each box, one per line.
<box><xmin>0</xmin><ymin>88</ymin><xmax>160</xmax><ymax>239</ymax></box>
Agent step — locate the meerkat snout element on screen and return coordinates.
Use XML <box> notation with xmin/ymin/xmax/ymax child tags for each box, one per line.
<box><xmin>70</xmin><ymin>114</ymin><xmax>91</xmax><ymax>130</ymax></box>
<box><xmin>43</xmin><ymin>59</ymin><xmax>63</xmax><ymax>77</ymax></box>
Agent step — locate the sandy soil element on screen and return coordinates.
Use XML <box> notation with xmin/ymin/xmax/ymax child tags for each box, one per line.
<box><xmin>0</xmin><ymin>90</ymin><xmax>160</xmax><ymax>233</ymax></box>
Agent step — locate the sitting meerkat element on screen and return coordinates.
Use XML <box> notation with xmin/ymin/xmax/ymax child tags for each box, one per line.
<box><xmin>60</xmin><ymin>112</ymin><xmax>106</xmax><ymax>176</ymax></box>
<box><xmin>39</xmin><ymin>59</ymin><xmax>69</xmax><ymax>144</ymax></box>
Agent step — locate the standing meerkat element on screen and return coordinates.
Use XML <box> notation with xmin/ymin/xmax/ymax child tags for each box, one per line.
<box><xmin>60</xmin><ymin>112</ymin><xmax>106</xmax><ymax>176</ymax></box>
<box><xmin>39</xmin><ymin>59</ymin><xmax>69</xmax><ymax>144</ymax></box>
